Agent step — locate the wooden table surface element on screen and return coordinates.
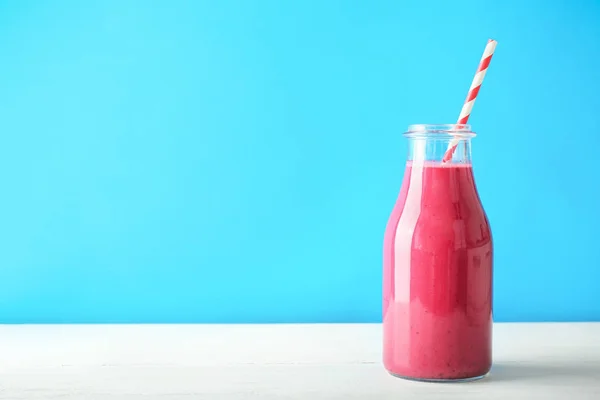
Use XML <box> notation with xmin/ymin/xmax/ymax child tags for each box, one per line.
<box><xmin>0</xmin><ymin>323</ymin><xmax>598</xmax><ymax>399</ymax></box>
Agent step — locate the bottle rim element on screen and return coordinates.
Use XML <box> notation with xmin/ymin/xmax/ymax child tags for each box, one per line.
<box><xmin>404</xmin><ymin>124</ymin><xmax>476</xmax><ymax>139</ymax></box>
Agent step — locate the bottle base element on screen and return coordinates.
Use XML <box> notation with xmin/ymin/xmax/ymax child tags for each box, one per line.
<box><xmin>389</xmin><ymin>371</ymin><xmax>489</xmax><ymax>383</ymax></box>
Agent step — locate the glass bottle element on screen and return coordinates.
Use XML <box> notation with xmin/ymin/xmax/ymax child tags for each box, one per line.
<box><xmin>382</xmin><ymin>124</ymin><xmax>493</xmax><ymax>382</ymax></box>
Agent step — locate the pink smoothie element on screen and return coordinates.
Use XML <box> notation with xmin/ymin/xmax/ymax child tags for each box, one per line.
<box><xmin>383</xmin><ymin>161</ymin><xmax>493</xmax><ymax>380</ymax></box>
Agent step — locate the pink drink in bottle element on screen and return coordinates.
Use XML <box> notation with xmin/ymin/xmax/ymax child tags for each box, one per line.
<box><xmin>382</xmin><ymin>124</ymin><xmax>493</xmax><ymax>381</ymax></box>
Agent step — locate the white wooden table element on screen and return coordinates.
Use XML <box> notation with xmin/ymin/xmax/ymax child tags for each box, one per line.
<box><xmin>0</xmin><ymin>323</ymin><xmax>598</xmax><ymax>399</ymax></box>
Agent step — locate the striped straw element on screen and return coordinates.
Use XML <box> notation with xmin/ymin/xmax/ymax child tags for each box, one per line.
<box><xmin>442</xmin><ymin>39</ymin><xmax>497</xmax><ymax>163</ymax></box>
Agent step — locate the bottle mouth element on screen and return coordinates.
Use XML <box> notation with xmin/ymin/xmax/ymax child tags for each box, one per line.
<box><xmin>404</xmin><ymin>124</ymin><xmax>476</xmax><ymax>139</ymax></box>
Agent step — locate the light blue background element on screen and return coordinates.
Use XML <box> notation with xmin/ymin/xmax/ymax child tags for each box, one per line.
<box><xmin>0</xmin><ymin>0</ymin><xmax>598</xmax><ymax>323</ymax></box>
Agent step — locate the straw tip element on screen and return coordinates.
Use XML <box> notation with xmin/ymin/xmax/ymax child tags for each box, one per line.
<box><xmin>488</xmin><ymin>38</ymin><xmax>497</xmax><ymax>43</ymax></box>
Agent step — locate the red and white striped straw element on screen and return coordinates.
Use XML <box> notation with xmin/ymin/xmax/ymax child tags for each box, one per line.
<box><xmin>442</xmin><ymin>39</ymin><xmax>497</xmax><ymax>163</ymax></box>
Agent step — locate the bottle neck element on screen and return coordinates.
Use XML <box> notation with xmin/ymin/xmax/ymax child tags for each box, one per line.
<box><xmin>403</xmin><ymin>124</ymin><xmax>476</xmax><ymax>165</ymax></box>
<box><xmin>407</xmin><ymin>137</ymin><xmax>472</xmax><ymax>164</ymax></box>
